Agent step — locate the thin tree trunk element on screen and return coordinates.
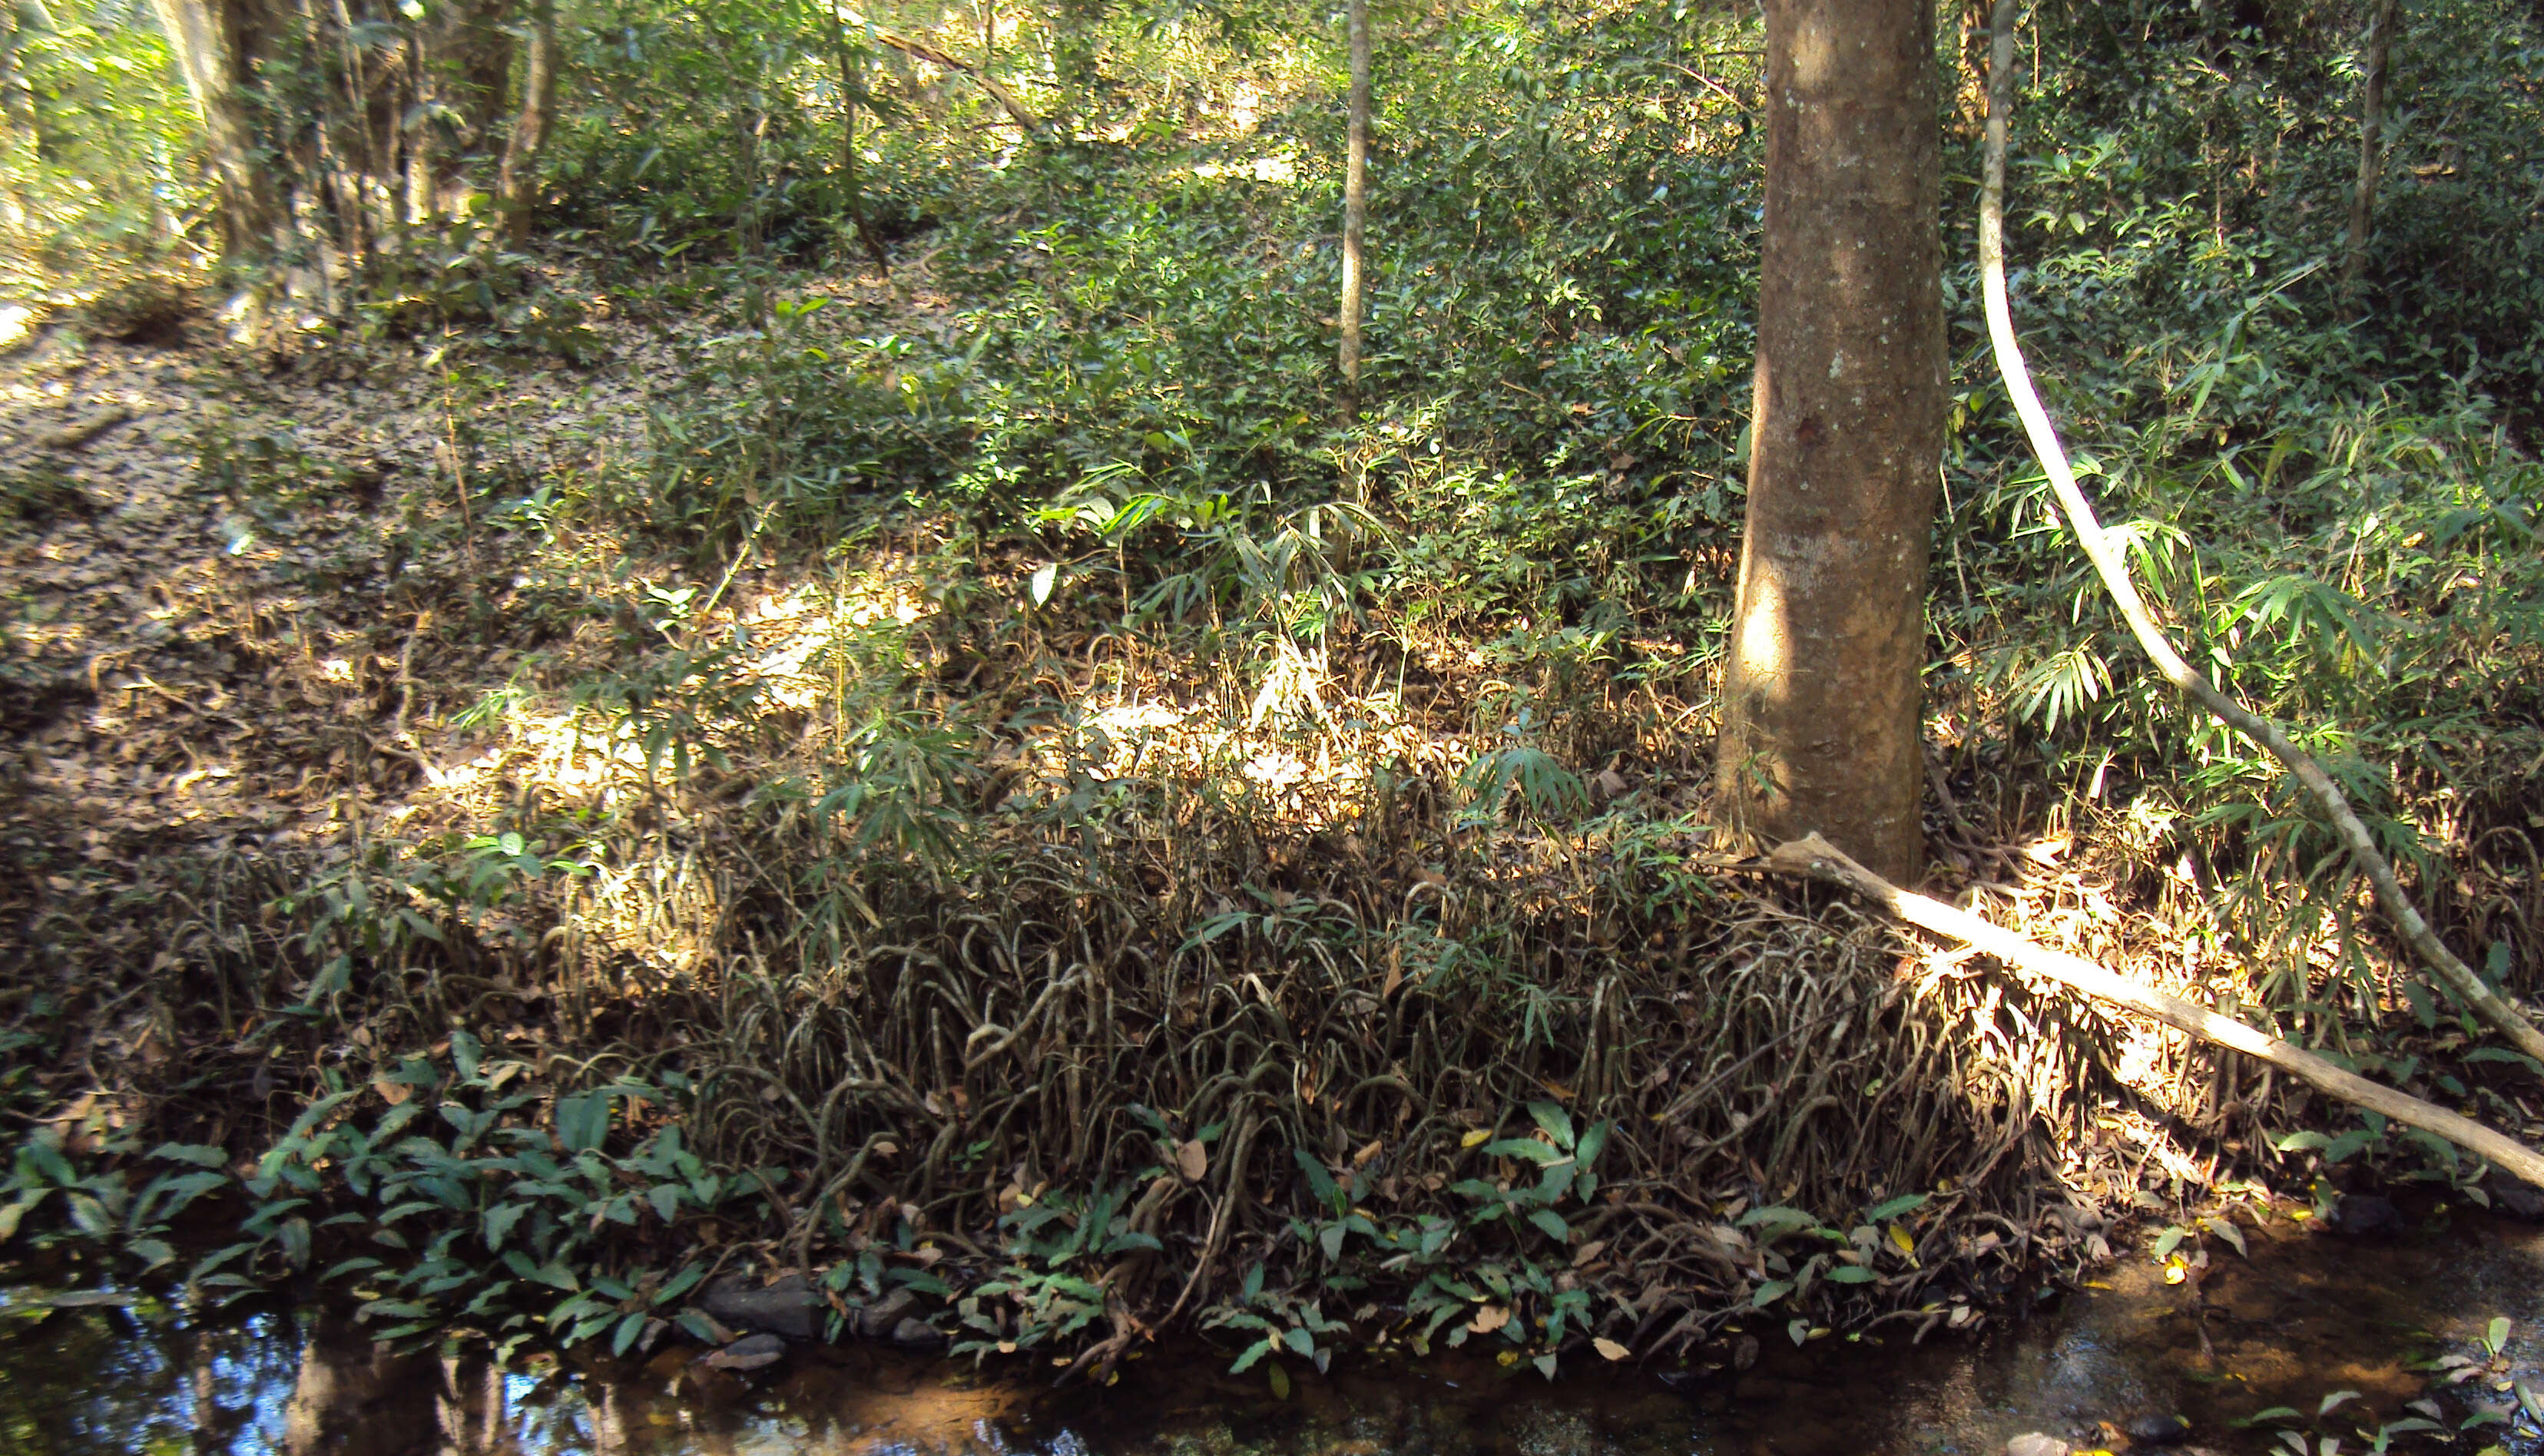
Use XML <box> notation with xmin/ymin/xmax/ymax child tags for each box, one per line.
<box><xmin>2341</xmin><ymin>0</ymin><xmax>2401</xmax><ymax>291</ymax></box>
<box><xmin>825</xmin><ymin>2</ymin><xmax>891</xmax><ymax>274</ymax></box>
<box><xmin>496</xmin><ymin>0</ymin><xmax>556</xmax><ymax>243</ymax></box>
<box><xmin>1766</xmin><ymin>834</ymin><xmax>2544</xmax><ymax>1190</ymax></box>
<box><xmin>1336</xmin><ymin>0</ymin><xmax>1370</xmax><ymax>441</ymax></box>
<box><xmin>1976</xmin><ymin>0</ymin><xmax>2544</xmax><ymax>1066</ymax></box>
<box><xmin>1714</xmin><ymin>0</ymin><xmax>1946</xmax><ymax>884</ymax></box>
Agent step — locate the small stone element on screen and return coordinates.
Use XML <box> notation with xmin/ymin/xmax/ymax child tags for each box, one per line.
<box><xmin>856</xmin><ymin>1286</ymin><xmax>917</xmax><ymax>1340</ymax></box>
<box><xmin>888</xmin><ymin>1316</ymin><xmax>944</xmax><ymax>1348</ymax></box>
<box><xmin>701</xmin><ymin>1332</ymin><xmax>784</xmax><ymax>1372</ymax></box>
<box><xmin>2324</xmin><ymin>1193</ymin><xmax>2403</xmax><ymax>1236</ymax></box>
<box><xmin>2005</xmin><ymin>1434</ymin><xmax>2071</xmax><ymax>1456</ymax></box>
<box><xmin>2124</xmin><ymin>1412</ymin><xmax>2193</xmax><ymax>1446</ymax></box>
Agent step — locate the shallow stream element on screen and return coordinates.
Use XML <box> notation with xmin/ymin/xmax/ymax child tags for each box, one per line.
<box><xmin>10</xmin><ymin>1209</ymin><xmax>2544</xmax><ymax>1455</ymax></box>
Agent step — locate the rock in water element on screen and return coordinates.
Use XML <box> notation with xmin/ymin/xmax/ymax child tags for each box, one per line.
<box><xmin>889</xmin><ymin>1317</ymin><xmax>945</xmax><ymax>1348</ymax></box>
<box><xmin>2124</xmin><ymin>1412</ymin><xmax>2194</xmax><ymax>1446</ymax></box>
<box><xmin>2005</xmin><ymin>1434</ymin><xmax>2071</xmax><ymax>1456</ymax></box>
<box><xmin>694</xmin><ymin>1272</ymin><xmax>821</xmax><ymax>1340</ymax></box>
<box><xmin>2324</xmin><ymin>1193</ymin><xmax>2403</xmax><ymax>1236</ymax></box>
<box><xmin>701</xmin><ymin>1333</ymin><xmax>785</xmax><ymax>1372</ymax></box>
<box><xmin>2485</xmin><ymin>1173</ymin><xmax>2544</xmax><ymax>1221</ymax></box>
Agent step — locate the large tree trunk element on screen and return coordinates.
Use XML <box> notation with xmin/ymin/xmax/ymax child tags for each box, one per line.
<box><xmin>1714</xmin><ymin>0</ymin><xmax>1946</xmax><ymax>885</ymax></box>
<box><xmin>2341</xmin><ymin>0</ymin><xmax>2402</xmax><ymax>291</ymax></box>
<box><xmin>147</xmin><ymin>0</ymin><xmax>285</xmax><ymax>258</ymax></box>
<box><xmin>1336</xmin><ymin>0</ymin><xmax>1370</xmax><ymax>435</ymax></box>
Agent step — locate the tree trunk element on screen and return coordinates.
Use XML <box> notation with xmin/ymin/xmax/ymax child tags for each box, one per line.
<box><xmin>152</xmin><ymin>0</ymin><xmax>529</xmax><ymax>282</ymax></box>
<box><xmin>2341</xmin><ymin>0</ymin><xmax>2401</xmax><ymax>291</ymax></box>
<box><xmin>147</xmin><ymin>0</ymin><xmax>285</xmax><ymax>258</ymax></box>
<box><xmin>1337</xmin><ymin>0</ymin><xmax>1370</xmax><ymax>436</ymax></box>
<box><xmin>496</xmin><ymin>0</ymin><xmax>556</xmax><ymax>243</ymax></box>
<box><xmin>1714</xmin><ymin>0</ymin><xmax>1946</xmax><ymax>885</ymax></box>
<box><xmin>826</xmin><ymin>3</ymin><xmax>891</xmax><ymax>273</ymax></box>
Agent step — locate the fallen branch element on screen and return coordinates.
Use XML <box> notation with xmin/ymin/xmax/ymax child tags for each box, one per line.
<box><xmin>1765</xmin><ymin>832</ymin><xmax>2544</xmax><ymax>1190</ymax></box>
<box><xmin>1977</xmin><ymin>0</ymin><xmax>2544</xmax><ymax>1067</ymax></box>
<box><xmin>36</xmin><ymin>406</ymin><xmax>131</xmax><ymax>452</ymax></box>
<box><xmin>839</xmin><ymin>8</ymin><xmax>1046</xmax><ymax>139</ymax></box>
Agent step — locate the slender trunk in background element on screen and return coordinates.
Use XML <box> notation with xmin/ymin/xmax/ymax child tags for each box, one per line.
<box><xmin>1336</xmin><ymin>0</ymin><xmax>1370</xmax><ymax>469</ymax></box>
<box><xmin>1714</xmin><ymin>0</ymin><xmax>1945</xmax><ymax>885</ymax></box>
<box><xmin>2342</xmin><ymin>0</ymin><xmax>2401</xmax><ymax>291</ymax></box>
<box><xmin>495</xmin><ymin>0</ymin><xmax>555</xmax><ymax>242</ymax></box>
<box><xmin>826</xmin><ymin>2</ymin><xmax>892</xmax><ymax>274</ymax></box>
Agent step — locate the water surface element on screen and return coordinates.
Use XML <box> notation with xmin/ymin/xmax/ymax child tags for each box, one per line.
<box><xmin>10</xmin><ymin>1210</ymin><xmax>2544</xmax><ymax>1455</ymax></box>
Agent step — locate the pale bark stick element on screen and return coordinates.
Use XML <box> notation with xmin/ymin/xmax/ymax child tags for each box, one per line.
<box><xmin>1767</xmin><ymin>833</ymin><xmax>2544</xmax><ymax>1190</ymax></box>
<box><xmin>1977</xmin><ymin>0</ymin><xmax>2544</xmax><ymax>1065</ymax></box>
<box><xmin>1337</xmin><ymin>0</ymin><xmax>1370</xmax><ymax>441</ymax></box>
<box><xmin>836</xmin><ymin>7</ymin><xmax>1044</xmax><ymax>138</ymax></box>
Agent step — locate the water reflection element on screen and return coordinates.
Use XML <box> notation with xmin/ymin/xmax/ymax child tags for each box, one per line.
<box><xmin>7</xmin><ymin>1213</ymin><xmax>2544</xmax><ymax>1455</ymax></box>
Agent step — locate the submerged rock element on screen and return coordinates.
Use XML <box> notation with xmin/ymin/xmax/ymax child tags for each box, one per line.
<box><xmin>2004</xmin><ymin>1434</ymin><xmax>2071</xmax><ymax>1456</ymax></box>
<box><xmin>2123</xmin><ymin>1411</ymin><xmax>2193</xmax><ymax>1445</ymax></box>
<box><xmin>701</xmin><ymin>1332</ymin><xmax>785</xmax><ymax>1372</ymax></box>
<box><xmin>2485</xmin><ymin>1173</ymin><xmax>2544</xmax><ymax>1221</ymax></box>
<box><xmin>2323</xmin><ymin>1193</ymin><xmax>2404</xmax><ymax>1237</ymax></box>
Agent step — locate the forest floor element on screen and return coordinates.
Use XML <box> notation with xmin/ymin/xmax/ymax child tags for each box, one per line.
<box><xmin>4</xmin><ymin>262</ymin><xmax>2535</xmax><ymax>1375</ymax></box>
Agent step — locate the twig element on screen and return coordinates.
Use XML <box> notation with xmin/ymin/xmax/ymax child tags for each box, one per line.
<box><xmin>1976</xmin><ymin>0</ymin><xmax>2544</xmax><ymax>1068</ymax></box>
<box><xmin>1765</xmin><ymin>832</ymin><xmax>2544</xmax><ymax>1190</ymax></box>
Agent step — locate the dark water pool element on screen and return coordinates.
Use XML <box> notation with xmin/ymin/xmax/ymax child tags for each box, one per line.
<box><xmin>9</xmin><ymin>1210</ymin><xmax>2544</xmax><ymax>1455</ymax></box>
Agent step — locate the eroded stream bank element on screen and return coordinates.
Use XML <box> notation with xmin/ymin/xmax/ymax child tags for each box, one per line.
<box><xmin>10</xmin><ymin>1207</ymin><xmax>2544</xmax><ymax>1456</ymax></box>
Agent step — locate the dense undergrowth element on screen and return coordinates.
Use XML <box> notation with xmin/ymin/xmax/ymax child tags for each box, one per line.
<box><xmin>3</xmin><ymin>0</ymin><xmax>2542</xmax><ymax>1385</ymax></box>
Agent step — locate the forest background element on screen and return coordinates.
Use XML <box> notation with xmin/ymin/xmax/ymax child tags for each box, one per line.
<box><xmin>2</xmin><ymin>0</ymin><xmax>2542</xmax><ymax>1385</ymax></box>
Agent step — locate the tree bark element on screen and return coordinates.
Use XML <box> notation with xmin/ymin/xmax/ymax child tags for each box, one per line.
<box><xmin>496</xmin><ymin>0</ymin><xmax>556</xmax><ymax>243</ymax></box>
<box><xmin>147</xmin><ymin>0</ymin><xmax>284</xmax><ymax>258</ymax></box>
<box><xmin>1337</xmin><ymin>0</ymin><xmax>1370</xmax><ymax>434</ymax></box>
<box><xmin>1715</xmin><ymin>0</ymin><xmax>1946</xmax><ymax>885</ymax></box>
<box><xmin>2341</xmin><ymin>0</ymin><xmax>2402</xmax><ymax>291</ymax></box>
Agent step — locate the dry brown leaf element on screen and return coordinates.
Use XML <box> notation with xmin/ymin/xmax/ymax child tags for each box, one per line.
<box><xmin>1467</xmin><ymin>1304</ymin><xmax>1510</xmax><ymax>1334</ymax></box>
<box><xmin>1174</xmin><ymin>1138</ymin><xmax>1207</xmax><ymax>1182</ymax></box>
<box><xmin>1593</xmin><ymin>1337</ymin><xmax>1630</xmax><ymax>1361</ymax></box>
<box><xmin>373</xmin><ymin>1078</ymin><xmax>411</xmax><ymax>1106</ymax></box>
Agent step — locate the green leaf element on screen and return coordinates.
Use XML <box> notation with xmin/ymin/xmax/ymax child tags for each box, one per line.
<box><xmin>1751</xmin><ymin>1279</ymin><xmax>1792</xmax><ymax>1309</ymax></box>
<box><xmin>1479</xmin><ymin>1139</ymin><xmax>1565</xmax><ymax>1166</ymax></box>
<box><xmin>555</xmin><ymin>1091</ymin><xmax>611</xmax><ymax>1153</ymax></box>
<box><xmin>1526</xmin><ymin>1209</ymin><xmax>1568</xmax><ymax>1243</ymax></box>
<box><xmin>611</xmin><ymin>1311</ymin><xmax>648</xmax><ymax>1357</ymax></box>
<box><xmin>1572</xmin><ymin>1121</ymin><xmax>1610</xmax><ymax>1170</ymax></box>
<box><xmin>1863</xmin><ymin>1193</ymin><xmax>1927</xmax><ymax>1222</ymax></box>
<box><xmin>1526</xmin><ymin>1101</ymin><xmax>1575</xmax><ymax>1153</ymax></box>
<box><xmin>1283</xmin><ymin>1325</ymin><xmax>1315</xmax><ymax>1356</ymax></box>
<box><xmin>148</xmin><ymin>1143</ymin><xmax>230</xmax><ymax>1170</ymax></box>
<box><xmin>1736</xmin><ymin>1205</ymin><xmax>1820</xmax><ymax>1239</ymax></box>
<box><xmin>1294</xmin><ymin>1147</ymin><xmax>1340</xmax><ymax>1209</ymax></box>
<box><xmin>1824</xmin><ymin>1265</ymin><xmax>1879</xmax><ymax>1284</ymax></box>
<box><xmin>483</xmin><ymin>1202</ymin><xmax>529</xmax><ymax>1252</ymax></box>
